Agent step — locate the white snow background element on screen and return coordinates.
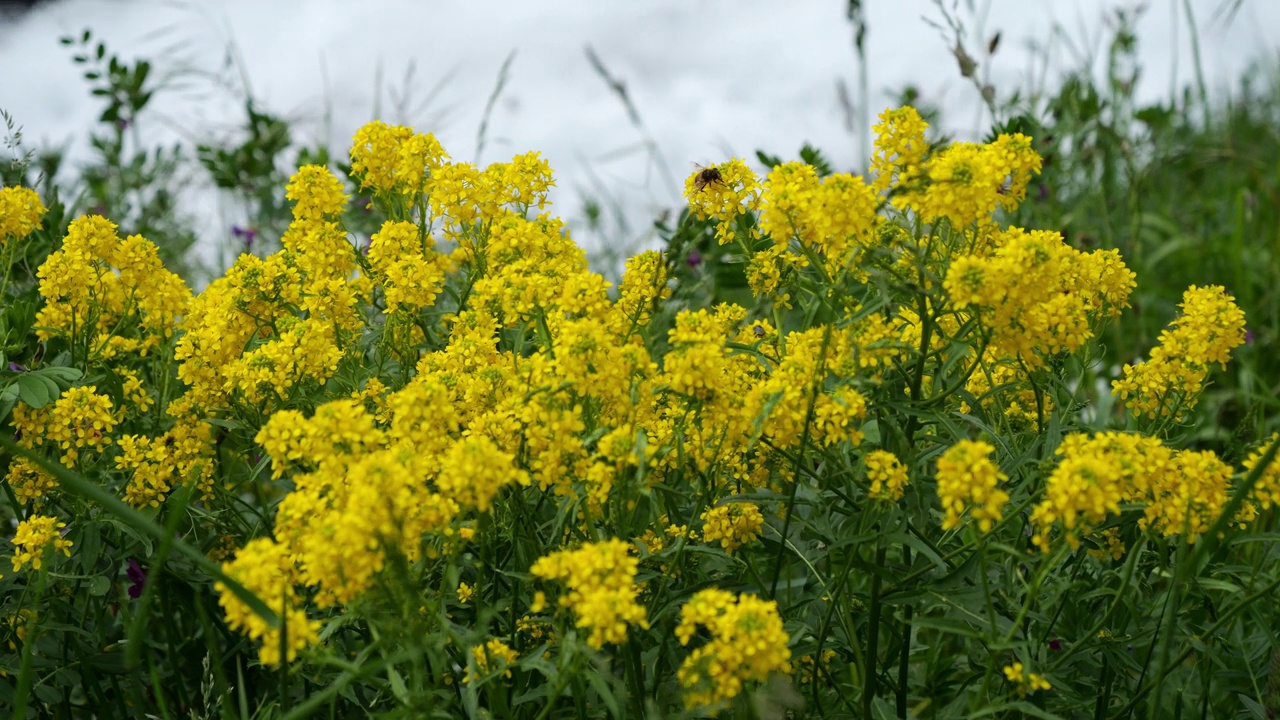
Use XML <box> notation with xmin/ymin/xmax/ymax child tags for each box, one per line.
<box><xmin>1</xmin><ymin>0</ymin><xmax>1277</xmax><ymax>273</ymax></box>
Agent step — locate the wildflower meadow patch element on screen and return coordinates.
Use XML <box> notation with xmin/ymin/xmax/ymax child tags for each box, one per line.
<box><xmin>1</xmin><ymin>103</ymin><xmax>1278</xmax><ymax>720</ymax></box>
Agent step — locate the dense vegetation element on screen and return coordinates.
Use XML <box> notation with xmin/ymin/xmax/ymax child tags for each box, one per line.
<box><xmin>1</xmin><ymin>12</ymin><xmax>1278</xmax><ymax>719</ymax></box>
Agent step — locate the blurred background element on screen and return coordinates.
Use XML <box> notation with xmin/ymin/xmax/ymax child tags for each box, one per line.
<box><xmin>2</xmin><ymin>0</ymin><xmax>1277</xmax><ymax>269</ymax></box>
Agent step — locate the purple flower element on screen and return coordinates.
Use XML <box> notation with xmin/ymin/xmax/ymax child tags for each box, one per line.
<box><xmin>1049</xmin><ymin>639</ymin><xmax>1062</xmax><ymax>651</ymax></box>
<box><xmin>8</xmin><ymin>362</ymin><xmax>25</xmax><ymax>372</ymax></box>
<box><xmin>1245</xmin><ymin>329</ymin><xmax>1255</xmax><ymax>345</ymax></box>
<box><xmin>126</xmin><ymin>559</ymin><xmax>147</xmax><ymax>600</ymax></box>
<box><xmin>232</xmin><ymin>225</ymin><xmax>258</xmax><ymax>252</ymax></box>
<box><xmin>686</xmin><ymin>250</ymin><xmax>702</xmax><ymax>268</ymax></box>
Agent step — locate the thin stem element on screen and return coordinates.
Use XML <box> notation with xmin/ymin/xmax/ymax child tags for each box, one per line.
<box><xmin>862</xmin><ymin>542</ymin><xmax>888</xmax><ymax>718</ymax></box>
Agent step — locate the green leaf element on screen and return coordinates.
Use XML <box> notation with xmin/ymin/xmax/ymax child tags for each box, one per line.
<box><xmin>386</xmin><ymin>664</ymin><xmax>410</xmax><ymax>705</ymax></box>
<box><xmin>756</xmin><ymin>150</ymin><xmax>783</xmax><ymax>169</ymax></box>
<box><xmin>88</xmin><ymin>575</ymin><xmax>110</xmax><ymax>597</ymax></box>
<box><xmin>799</xmin><ymin>144</ymin><xmax>834</xmax><ymax>176</ymax></box>
<box><xmin>15</xmin><ymin>374</ymin><xmax>52</xmax><ymax>407</ymax></box>
<box><xmin>582</xmin><ymin>663</ymin><xmax>623</xmax><ymax>718</ymax></box>
<box><xmin>0</xmin><ymin>383</ymin><xmax>19</xmax><ymax>420</ymax></box>
<box><xmin>39</xmin><ymin>366</ymin><xmax>83</xmax><ymax>386</ymax></box>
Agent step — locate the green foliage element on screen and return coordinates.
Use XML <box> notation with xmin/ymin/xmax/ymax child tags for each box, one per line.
<box><xmin>1</xmin><ymin>13</ymin><xmax>1279</xmax><ymax>720</ymax></box>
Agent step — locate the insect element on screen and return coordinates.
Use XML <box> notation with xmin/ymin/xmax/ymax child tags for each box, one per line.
<box><xmin>692</xmin><ymin>164</ymin><xmax>723</xmax><ymax>193</ymax></box>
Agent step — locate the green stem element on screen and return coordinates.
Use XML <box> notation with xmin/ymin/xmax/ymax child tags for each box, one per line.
<box><xmin>862</xmin><ymin>542</ymin><xmax>887</xmax><ymax>718</ymax></box>
<box><xmin>1113</xmin><ymin>573</ymin><xmax>1280</xmax><ymax>718</ymax></box>
<box><xmin>896</xmin><ymin>545</ymin><xmax>913</xmax><ymax>719</ymax></box>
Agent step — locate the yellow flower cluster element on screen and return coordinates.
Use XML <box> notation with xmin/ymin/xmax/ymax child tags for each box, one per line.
<box><xmin>1029</xmin><ymin>432</ymin><xmax>1148</xmax><ymax>552</ymax></box>
<box><xmin>215</xmin><ymin>538</ymin><xmax>320</xmax><ymax>666</ymax></box>
<box><xmin>367</xmin><ymin>220</ymin><xmax>450</xmax><ymax>313</ymax></box>
<box><xmin>0</xmin><ymin>185</ymin><xmax>46</xmax><ymax>241</ymax></box>
<box><xmin>9</xmin><ymin>514</ymin><xmax>73</xmax><ymax>572</ymax></box>
<box><xmin>435</xmin><ymin>435</ymin><xmax>529</xmax><ymax>512</ymax></box>
<box><xmin>936</xmin><ymin>439</ymin><xmax>1009</xmax><ymax>533</ymax></box>
<box><xmin>1003</xmin><ymin>662</ymin><xmax>1051</xmax><ymax>695</ymax></box>
<box><xmin>4</xmin><ymin>458</ymin><xmax>57</xmax><ymax>505</ymax></box>
<box><xmin>1112</xmin><ymin>285</ymin><xmax>1247</xmax><ymax>419</ymax></box>
<box><xmin>945</xmin><ymin>227</ymin><xmax>1135</xmax><ymax>364</ymax></box>
<box><xmin>530</xmin><ymin>539</ymin><xmax>648</xmax><ymax>648</ymax></box>
<box><xmin>870</xmin><ymin>107</ymin><xmax>1041</xmax><ymax>227</ymax></box>
<box><xmin>465</xmin><ymin>638</ymin><xmax>519</xmax><ymax>685</ymax></box>
<box><xmin>176</xmin><ymin>164</ymin><xmax>356</xmax><ymax>413</ymax></box>
<box><xmin>1243</xmin><ymin>434</ymin><xmax>1280</xmax><ymax>511</ymax></box>
<box><xmin>870</xmin><ymin>106</ymin><xmax>929</xmax><ymax>195</ymax></box>
<box><xmin>700</xmin><ymin>501</ymin><xmax>765</xmax><ymax>552</ymax></box>
<box><xmin>114</xmin><ymin>413</ymin><xmax>216</xmax><ymax>508</ymax></box>
<box><xmin>250</xmin><ymin>396</ymin><xmax>486</xmax><ymax>611</ymax></box>
<box><xmin>35</xmin><ymin>216</ymin><xmax>191</xmax><ymax>359</ymax></box>
<box><xmin>675</xmin><ymin>589</ymin><xmax>791</xmax><ymax>708</ymax></box>
<box><xmin>757</xmin><ymin>163</ymin><xmax>879</xmax><ymax>273</ymax></box>
<box><xmin>866</xmin><ymin>449</ymin><xmax>909</xmax><ymax>502</ymax></box>
<box><xmin>14</xmin><ymin>385</ymin><xmax>117</xmax><ymax>466</ymax></box>
<box><xmin>1031</xmin><ymin>431</ymin><xmax>1256</xmax><ymax>552</ymax></box>
<box><xmin>683</xmin><ymin>159</ymin><xmax>761</xmax><ymax>244</ymax></box>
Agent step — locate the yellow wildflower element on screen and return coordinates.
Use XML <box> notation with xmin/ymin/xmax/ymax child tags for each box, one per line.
<box><xmin>10</xmin><ymin>514</ymin><xmax>73</xmax><ymax>572</ymax></box>
<box><xmin>700</xmin><ymin>501</ymin><xmax>765</xmax><ymax>553</ymax></box>
<box><xmin>937</xmin><ymin>439</ymin><xmax>1008</xmax><ymax>533</ymax></box>
<box><xmin>530</xmin><ymin>539</ymin><xmax>648</xmax><ymax>648</ymax></box>
<box><xmin>675</xmin><ymin>589</ymin><xmax>792</xmax><ymax>709</ymax></box>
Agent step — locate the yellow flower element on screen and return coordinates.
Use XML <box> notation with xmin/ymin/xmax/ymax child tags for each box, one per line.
<box><xmin>1029</xmin><ymin>434</ymin><xmax>1125</xmax><ymax>552</ymax></box>
<box><xmin>937</xmin><ymin>439</ymin><xmax>1008</xmax><ymax>533</ymax></box>
<box><xmin>5</xmin><ymin>458</ymin><xmax>57</xmax><ymax>505</ymax></box>
<box><xmin>700</xmin><ymin>501</ymin><xmax>765</xmax><ymax>553</ymax></box>
<box><xmin>435</xmin><ymin>434</ymin><xmax>528</xmax><ymax>512</ymax></box>
<box><xmin>465</xmin><ymin>638</ymin><xmax>518</xmax><ymax>684</ymax></box>
<box><xmin>871</xmin><ymin>106</ymin><xmax>929</xmax><ymax>195</ymax></box>
<box><xmin>457</xmin><ymin>582</ymin><xmax>474</xmax><ymax>604</ymax></box>
<box><xmin>943</xmin><ymin>228</ymin><xmax>1134</xmax><ymax>365</ymax></box>
<box><xmin>530</xmin><ymin>539</ymin><xmax>648</xmax><ymax>648</ymax></box>
<box><xmin>34</xmin><ymin>216</ymin><xmax>191</xmax><ymax>355</ymax></box>
<box><xmin>215</xmin><ymin>538</ymin><xmax>319</xmax><ymax>667</ymax></box>
<box><xmin>37</xmin><ymin>386</ymin><xmax>118</xmax><ymax>466</ymax></box>
<box><xmin>866</xmin><ymin>449</ymin><xmax>909</xmax><ymax>502</ymax></box>
<box><xmin>1003</xmin><ymin>662</ymin><xmax>1052</xmax><ymax>694</ymax></box>
<box><xmin>1113</xmin><ymin>285</ymin><xmax>1246</xmax><ymax>420</ymax></box>
<box><xmin>0</xmin><ymin>185</ymin><xmax>46</xmax><ymax>241</ymax></box>
<box><xmin>675</xmin><ymin>589</ymin><xmax>792</xmax><ymax>709</ymax></box>
<box><xmin>683</xmin><ymin>159</ymin><xmax>761</xmax><ymax>244</ymax></box>
<box><xmin>349</xmin><ymin>120</ymin><xmax>414</xmax><ymax>195</ymax></box>
<box><xmin>10</xmin><ymin>515</ymin><xmax>73</xmax><ymax>572</ymax></box>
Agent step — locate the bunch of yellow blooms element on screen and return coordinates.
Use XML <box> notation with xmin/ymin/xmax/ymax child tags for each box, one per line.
<box><xmin>530</xmin><ymin>539</ymin><xmax>649</xmax><ymax>649</ymax></box>
<box><xmin>4</xmin><ymin>100</ymin><xmax>1266</xmax><ymax>716</ymax></box>
<box><xmin>675</xmin><ymin>589</ymin><xmax>792</xmax><ymax>708</ymax></box>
